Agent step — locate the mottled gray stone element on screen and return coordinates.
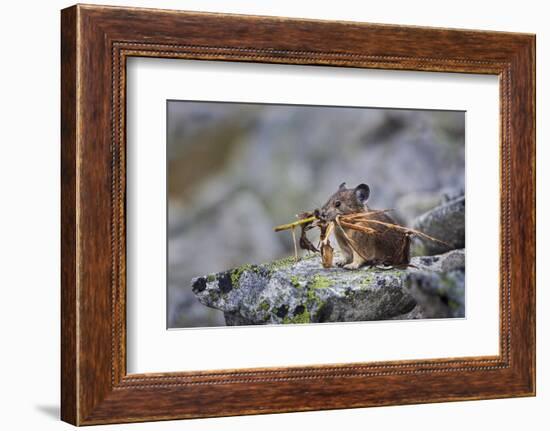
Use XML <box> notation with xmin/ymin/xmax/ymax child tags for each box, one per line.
<box><xmin>192</xmin><ymin>249</ymin><xmax>465</xmax><ymax>325</ymax></box>
<box><xmin>404</xmin><ymin>250</ymin><xmax>465</xmax><ymax>318</ymax></box>
<box><xmin>390</xmin><ymin>304</ymin><xmax>425</xmax><ymax>320</ymax></box>
<box><xmin>406</xmin><ymin>271</ymin><xmax>465</xmax><ymax>318</ymax></box>
<box><xmin>413</xmin><ymin>194</ymin><xmax>465</xmax><ymax>255</ymax></box>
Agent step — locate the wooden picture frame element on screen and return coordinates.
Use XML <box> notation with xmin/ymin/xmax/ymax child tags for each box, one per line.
<box><xmin>61</xmin><ymin>4</ymin><xmax>535</xmax><ymax>425</ymax></box>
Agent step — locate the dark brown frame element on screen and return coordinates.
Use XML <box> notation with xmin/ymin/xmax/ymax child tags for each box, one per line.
<box><xmin>61</xmin><ymin>4</ymin><xmax>535</xmax><ymax>426</ymax></box>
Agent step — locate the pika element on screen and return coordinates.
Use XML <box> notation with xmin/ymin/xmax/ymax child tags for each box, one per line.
<box><xmin>318</xmin><ymin>182</ymin><xmax>410</xmax><ymax>269</ymax></box>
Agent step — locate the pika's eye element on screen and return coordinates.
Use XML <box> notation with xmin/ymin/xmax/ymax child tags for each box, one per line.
<box><xmin>335</xmin><ymin>200</ymin><xmax>341</xmax><ymax>208</ymax></box>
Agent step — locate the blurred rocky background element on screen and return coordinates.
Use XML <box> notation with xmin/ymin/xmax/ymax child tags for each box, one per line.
<box><xmin>167</xmin><ymin>101</ymin><xmax>464</xmax><ymax>328</ymax></box>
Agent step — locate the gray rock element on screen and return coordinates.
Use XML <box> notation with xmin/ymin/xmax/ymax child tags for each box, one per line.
<box><xmin>192</xmin><ymin>249</ymin><xmax>465</xmax><ymax>325</ymax></box>
<box><xmin>413</xmin><ymin>195</ymin><xmax>465</xmax><ymax>255</ymax></box>
<box><xmin>404</xmin><ymin>250</ymin><xmax>465</xmax><ymax>318</ymax></box>
<box><xmin>440</xmin><ymin>187</ymin><xmax>465</xmax><ymax>204</ymax></box>
<box><xmin>390</xmin><ymin>304</ymin><xmax>425</xmax><ymax>320</ymax></box>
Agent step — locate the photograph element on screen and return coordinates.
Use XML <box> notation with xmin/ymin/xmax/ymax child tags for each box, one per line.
<box><xmin>2</xmin><ymin>1</ymin><xmax>535</xmax><ymax>427</ymax></box>
<box><xmin>167</xmin><ymin>101</ymin><xmax>466</xmax><ymax>328</ymax></box>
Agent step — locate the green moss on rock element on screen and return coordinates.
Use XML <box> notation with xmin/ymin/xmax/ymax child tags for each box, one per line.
<box><xmin>359</xmin><ymin>272</ymin><xmax>375</xmax><ymax>287</ymax></box>
<box><xmin>289</xmin><ymin>275</ymin><xmax>303</xmax><ymax>288</ymax></box>
<box><xmin>267</xmin><ymin>254</ymin><xmax>316</xmax><ymax>273</ymax></box>
<box><xmin>283</xmin><ymin>309</ymin><xmax>311</xmax><ymax>324</ymax></box>
<box><xmin>268</xmin><ymin>255</ymin><xmax>297</xmax><ymax>271</ymax></box>
<box><xmin>230</xmin><ymin>264</ymin><xmax>253</xmax><ymax>288</ymax></box>
<box><xmin>309</xmin><ymin>274</ymin><xmax>333</xmax><ymax>289</ymax></box>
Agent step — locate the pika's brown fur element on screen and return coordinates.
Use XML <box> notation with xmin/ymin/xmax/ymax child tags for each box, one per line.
<box><xmin>319</xmin><ymin>183</ymin><xmax>410</xmax><ymax>269</ymax></box>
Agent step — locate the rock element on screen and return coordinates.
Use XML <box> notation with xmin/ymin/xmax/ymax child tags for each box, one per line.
<box><xmin>405</xmin><ymin>271</ymin><xmax>465</xmax><ymax>318</ymax></box>
<box><xmin>413</xmin><ymin>194</ymin><xmax>465</xmax><ymax>255</ymax></box>
<box><xmin>390</xmin><ymin>304</ymin><xmax>425</xmax><ymax>320</ymax></box>
<box><xmin>404</xmin><ymin>250</ymin><xmax>465</xmax><ymax>318</ymax></box>
<box><xmin>440</xmin><ymin>187</ymin><xmax>465</xmax><ymax>204</ymax></box>
<box><xmin>192</xmin><ymin>249</ymin><xmax>465</xmax><ymax>325</ymax></box>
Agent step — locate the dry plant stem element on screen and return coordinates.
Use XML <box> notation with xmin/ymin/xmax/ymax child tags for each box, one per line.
<box><xmin>274</xmin><ymin>209</ymin><xmax>447</xmax><ymax>266</ymax></box>
<box><xmin>322</xmin><ymin>222</ymin><xmax>334</xmax><ymax>243</ymax></box>
<box><xmin>291</xmin><ymin>227</ymin><xmax>298</xmax><ymax>260</ymax></box>
<box><xmin>321</xmin><ymin>242</ymin><xmax>334</xmax><ymax>268</ymax></box>
<box><xmin>273</xmin><ymin>216</ymin><xmax>316</xmax><ymax>232</ymax></box>
<box><xmin>360</xmin><ymin>219</ymin><xmax>450</xmax><ymax>246</ymax></box>
<box><xmin>334</xmin><ymin>217</ymin><xmax>372</xmax><ymax>263</ymax></box>
<box><xmin>339</xmin><ymin>220</ymin><xmax>377</xmax><ymax>234</ymax></box>
<box><xmin>319</xmin><ymin>222</ymin><xmax>335</xmax><ymax>267</ymax></box>
<box><xmin>344</xmin><ymin>210</ymin><xmax>394</xmax><ymax>220</ymax></box>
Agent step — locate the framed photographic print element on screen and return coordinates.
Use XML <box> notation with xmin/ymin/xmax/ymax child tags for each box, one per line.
<box><xmin>61</xmin><ymin>4</ymin><xmax>535</xmax><ymax>425</ymax></box>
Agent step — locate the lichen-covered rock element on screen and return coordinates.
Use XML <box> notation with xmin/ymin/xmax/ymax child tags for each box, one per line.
<box><xmin>192</xmin><ymin>249</ymin><xmax>465</xmax><ymax>326</ymax></box>
<box><xmin>413</xmin><ymin>194</ymin><xmax>465</xmax><ymax>255</ymax></box>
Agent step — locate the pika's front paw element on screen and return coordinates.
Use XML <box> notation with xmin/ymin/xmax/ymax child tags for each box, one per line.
<box><xmin>335</xmin><ymin>259</ymin><xmax>351</xmax><ymax>268</ymax></box>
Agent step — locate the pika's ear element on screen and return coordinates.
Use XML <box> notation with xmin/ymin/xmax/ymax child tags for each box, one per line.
<box><xmin>354</xmin><ymin>183</ymin><xmax>370</xmax><ymax>203</ymax></box>
<box><xmin>339</xmin><ymin>182</ymin><xmax>347</xmax><ymax>190</ymax></box>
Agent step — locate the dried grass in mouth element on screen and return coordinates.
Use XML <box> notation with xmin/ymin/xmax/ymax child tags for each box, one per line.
<box><xmin>274</xmin><ymin>210</ymin><xmax>448</xmax><ymax>267</ymax></box>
